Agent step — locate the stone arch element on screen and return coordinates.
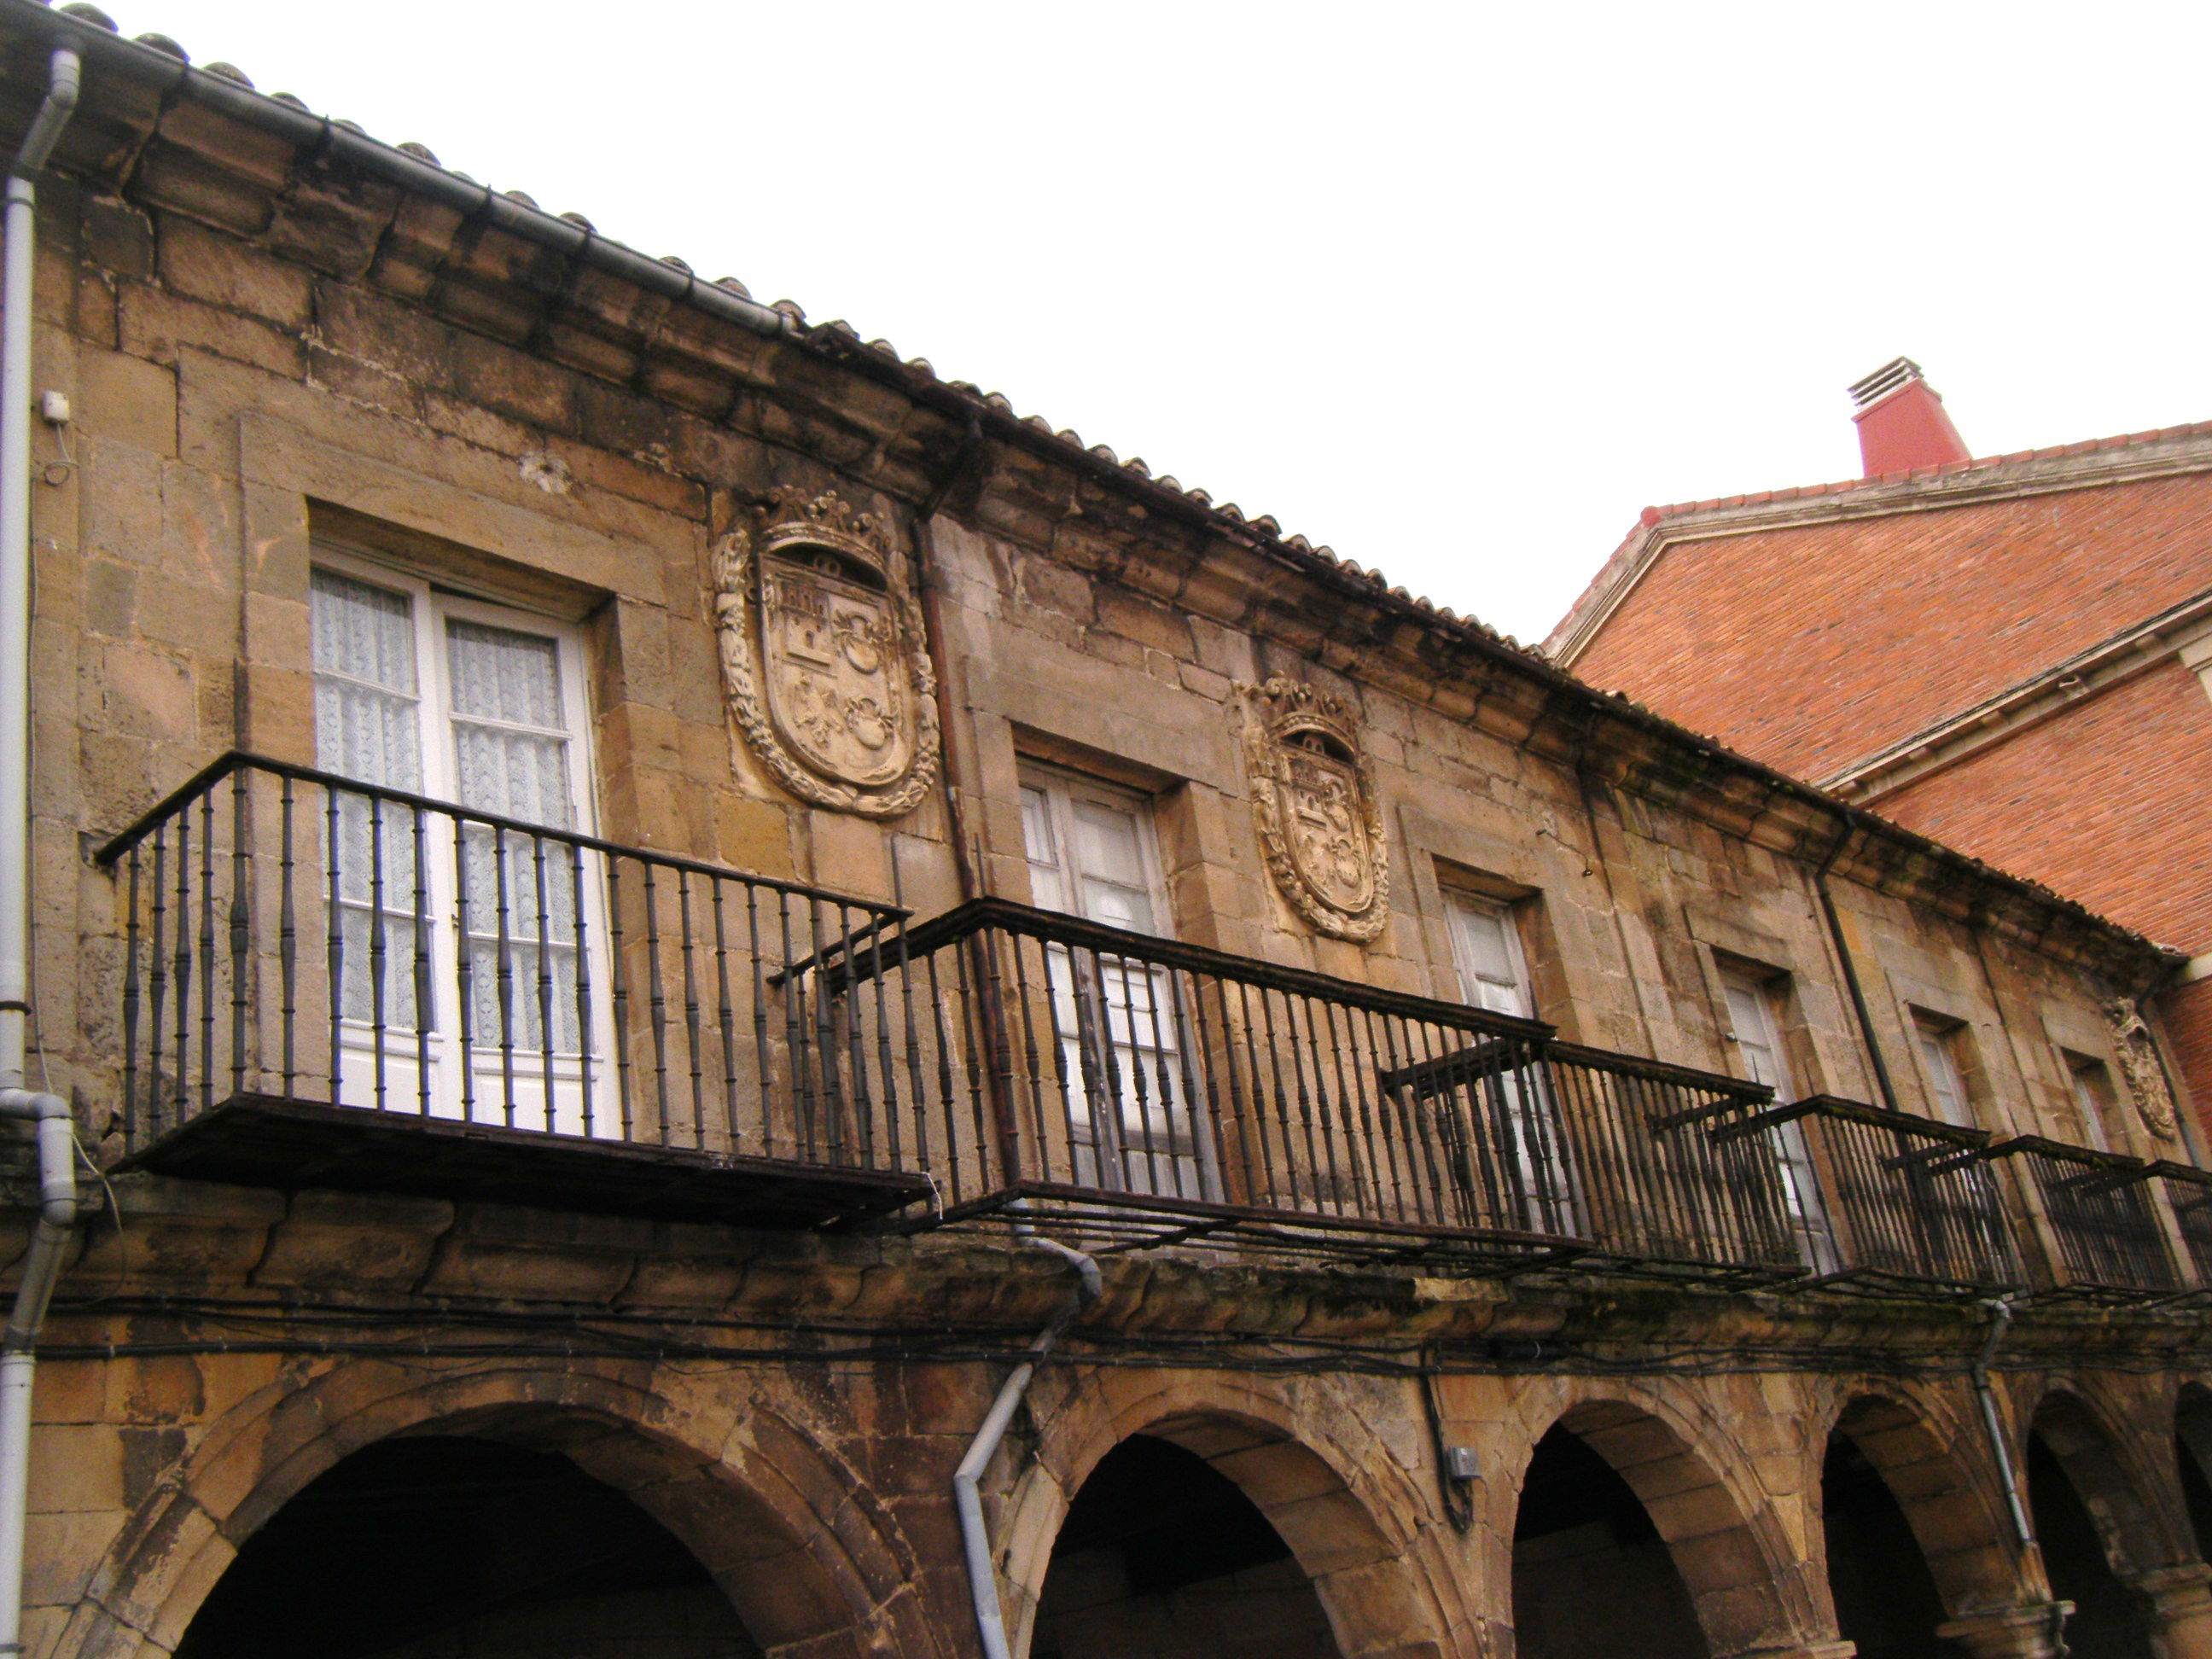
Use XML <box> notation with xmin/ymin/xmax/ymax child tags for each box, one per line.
<box><xmin>1820</xmin><ymin>1388</ymin><xmax>2027</xmax><ymax>1616</ymax></box>
<box><xmin>1003</xmin><ymin>1371</ymin><xmax>1463</xmax><ymax>1659</ymax></box>
<box><xmin>55</xmin><ymin>1358</ymin><xmax>940</xmax><ymax>1659</ymax></box>
<box><xmin>2028</xmin><ymin>1385</ymin><xmax>2189</xmax><ymax>1577</ymax></box>
<box><xmin>1504</xmin><ymin>1387</ymin><xmax>1813</xmax><ymax>1659</ymax></box>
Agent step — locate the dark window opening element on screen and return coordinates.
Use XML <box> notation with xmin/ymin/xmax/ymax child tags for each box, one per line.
<box><xmin>2180</xmin><ymin>1431</ymin><xmax>2212</xmax><ymax>1562</ymax></box>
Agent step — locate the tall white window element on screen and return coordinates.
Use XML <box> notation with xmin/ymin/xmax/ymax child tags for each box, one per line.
<box><xmin>1018</xmin><ymin>765</ymin><xmax>1211</xmax><ymax>1199</ymax></box>
<box><xmin>1445</xmin><ymin>895</ymin><xmax>1534</xmax><ymax>1019</ymax></box>
<box><xmin>1721</xmin><ymin>967</ymin><xmax>1836</xmax><ymax>1271</ymax></box>
<box><xmin>1912</xmin><ymin>1013</ymin><xmax>1976</xmax><ymax>1129</ymax></box>
<box><xmin>311</xmin><ymin>555</ymin><xmax>606</xmax><ymax>1132</ymax></box>
<box><xmin>1441</xmin><ymin>893</ymin><xmax>1575</xmax><ymax>1234</ymax></box>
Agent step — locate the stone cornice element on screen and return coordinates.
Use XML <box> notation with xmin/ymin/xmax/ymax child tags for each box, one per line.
<box><xmin>0</xmin><ymin>0</ymin><xmax>2181</xmax><ymax>992</ymax></box>
<box><xmin>15</xmin><ymin>1178</ymin><xmax>2209</xmax><ymax>1367</ymax></box>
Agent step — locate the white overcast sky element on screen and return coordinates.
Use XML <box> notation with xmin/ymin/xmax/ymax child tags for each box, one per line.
<box><xmin>92</xmin><ymin>1</ymin><xmax>2212</xmax><ymax>645</ymax></box>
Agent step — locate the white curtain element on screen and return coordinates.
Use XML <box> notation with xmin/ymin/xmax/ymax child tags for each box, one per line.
<box><xmin>448</xmin><ymin>619</ymin><xmax>581</xmax><ymax>1054</ymax></box>
<box><xmin>311</xmin><ymin>569</ymin><xmax>425</xmax><ymax>1030</ymax></box>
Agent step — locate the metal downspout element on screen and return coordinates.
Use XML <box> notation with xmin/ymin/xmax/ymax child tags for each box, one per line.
<box><xmin>1814</xmin><ymin>823</ymin><xmax>1902</xmax><ymax>1113</ymax></box>
<box><xmin>0</xmin><ymin>48</ymin><xmax>84</xmax><ymax>1659</ymax></box>
<box><xmin>0</xmin><ymin>1091</ymin><xmax>74</xmax><ymax>1659</ymax></box>
<box><xmin>2</xmin><ymin>47</ymin><xmax>79</xmax><ymax>1096</ymax></box>
<box><xmin>1973</xmin><ymin>1295</ymin><xmax>2035</xmax><ymax>1551</ymax></box>
<box><xmin>954</xmin><ymin>1237</ymin><xmax>1101</xmax><ymax>1659</ymax></box>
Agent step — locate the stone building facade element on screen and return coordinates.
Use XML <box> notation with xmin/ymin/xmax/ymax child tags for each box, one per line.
<box><xmin>1545</xmin><ymin>363</ymin><xmax>2212</xmax><ymax>1133</ymax></box>
<box><xmin>5</xmin><ymin>10</ymin><xmax>2212</xmax><ymax>1659</ymax></box>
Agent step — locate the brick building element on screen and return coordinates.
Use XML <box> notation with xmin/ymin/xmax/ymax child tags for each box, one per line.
<box><xmin>4</xmin><ymin>9</ymin><xmax>2212</xmax><ymax>1659</ymax></box>
<box><xmin>1547</xmin><ymin>362</ymin><xmax>2212</xmax><ymax>1142</ymax></box>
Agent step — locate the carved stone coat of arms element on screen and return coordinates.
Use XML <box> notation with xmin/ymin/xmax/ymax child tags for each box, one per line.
<box><xmin>1237</xmin><ymin>678</ymin><xmax>1389</xmax><ymax>942</ymax></box>
<box><xmin>713</xmin><ymin>490</ymin><xmax>940</xmax><ymax>818</ymax></box>
<box><xmin>2106</xmin><ymin>996</ymin><xmax>2181</xmax><ymax>1144</ymax></box>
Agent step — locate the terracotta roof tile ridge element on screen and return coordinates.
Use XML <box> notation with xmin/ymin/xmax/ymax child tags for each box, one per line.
<box><xmin>1636</xmin><ymin>415</ymin><xmax>2212</xmax><ymax>527</ymax></box>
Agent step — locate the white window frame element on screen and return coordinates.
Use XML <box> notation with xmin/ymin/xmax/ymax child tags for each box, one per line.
<box><xmin>2060</xmin><ymin>1048</ymin><xmax>2121</xmax><ymax>1153</ymax></box>
<box><xmin>311</xmin><ymin>544</ymin><xmax>613</xmax><ymax>1135</ymax></box>
<box><xmin>1017</xmin><ymin>760</ymin><xmax>1173</xmax><ymax>936</ymax></box>
<box><xmin>1015</xmin><ymin>760</ymin><xmax>1218</xmax><ymax>1201</ymax></box>
<box><xmin>1443</xmin><ymin>890</ymin><xmax>1536</xmax><ymax>1020</ymax></box>
<box><xmin>1435</xmin><ymin>888</ymin><xmax>1582</xmax><ymax>1236</ymax></box>
<box><xmin>1720</xmin><ymin>965</ymin><xmax>1837</xmax><ymax>1272</ymax></box>
<box><xmin>1910</xmin><ymin>1010</ymin><xmax>1976</xmax><ymax>1130</ymax></box>
<box><xmin>314</xmin><ymin>545</ymin><xmax>600</xmax><ymax>835</ymax></box>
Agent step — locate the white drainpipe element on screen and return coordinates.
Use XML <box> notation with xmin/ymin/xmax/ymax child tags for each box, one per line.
<box><xmin>0</xmin><ymin>1090</ymin><xmax>75</xmax><ymax>1659</ymax></box>
<box><xmin>2</xmin><ymin>46</ymin><xmax>79</xmax><ymax>1101</ymax></box>
<box><xmin>954</xmin><ymin>1236</ymin><xmax>1100</xmax><ymax>1659</ymax></box>
<box><xmin>0</xmin><ymin>44</ymin><xmax>84</xmax><ymax>1659</ymax></box>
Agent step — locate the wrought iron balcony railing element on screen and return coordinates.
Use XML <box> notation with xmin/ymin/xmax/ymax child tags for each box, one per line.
<box><xmin>1709</xmin><ymin>1096</ymin><xmax>2018</xmax><ymax>1293</ymax></box>
<box><xmin>1982</xmin><ymin>1138</ymin><xmax>2183</xmax><ymax>1299</ymax></box>
<box><xmin>2152</xmin><ymin>1161</ymin><xmax>2212</xmax><ymax>1294</ymax></box>
<box><xmin>95</xmin><ymin>754</ymin><xmax>2199</xmax><ymax>1295</ymax></box>
<box><xmin>96</xmin><ymin>754</ymin><xmax>920</xmax><ymax>1195</ymax></box>
<box><xmin>824</xmin><ymin>899</ymin><xmax>1807</xmax><ymax>1275</ymax></box>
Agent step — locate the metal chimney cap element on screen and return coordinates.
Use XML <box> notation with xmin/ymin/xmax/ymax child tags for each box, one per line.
<box><xmin>1848</xmin><ymin>357</ymin><xmax>1925</xmax><ymax>410</ymax></box>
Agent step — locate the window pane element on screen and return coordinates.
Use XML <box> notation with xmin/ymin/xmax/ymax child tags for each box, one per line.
<box><xmin>312</xmin><ymin>569</ymin><xmax>416</xmax><ymax>691</ymax></box>
<box><xmin>1458</xmin><ymin>907</ymin><xmax>1515</xmax><ymax>985</ymax></box>
<box><xmin>1448</xmin><ymin>899</ymin><xmax>1531</xmax><ymax>1016</ymax></box>
<box><xmin>1914</xmin><ymin>1018</ymin><xmax>1970</xmax><ymax>1126</ymax></box>
<box><xmin>1070</xmin><ymin>799</ymin><xmax>1155</xmax><ymax>933</ymax></box>
<box><xmin>311</xmin><ymin>570</ymin><xmax>422</xmax><ymax>791</ymax></box>
<box><xmin>1072</xmin><ymin>799</ymin><xmax>1147</xmax><ymax>888</ymax></box>
<box><xmin>447</xmin><ymin>620</ymin><xmax>575</xmax><ymax>829</ymax></box>
<box><xmin>451</xmin><ymin>725</ymin><xmax>574</xmax><ymax>828</ymax></box>
<box><xmin>448</xmin><ymin>620</ymin><xmax>564</xmax><ymax>728</ymax></box>
<box><xmin>1020</xmin><ymin>786</ymin><xmax>1057</xmax><ymax>866</ymax></box>
<box><xmin>1725</xmin><ymin>979</ymin><xmax>1791</xmax><ymax>1096</ymax></box>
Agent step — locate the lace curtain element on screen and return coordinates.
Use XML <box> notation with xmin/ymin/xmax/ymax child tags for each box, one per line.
<box><xmin>447</xmin><ymin>619</ymin><xmax>581</xmax><ymax>1054</ymax></box>
<box><xmin>312</xmin><ymin>569</ymin><xmax>424</xmax><ymax>1030</ymax></box>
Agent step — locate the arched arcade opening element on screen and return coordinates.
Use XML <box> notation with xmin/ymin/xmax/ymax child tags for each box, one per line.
<box><xmin>1030</xmin><ymin>1433</ymin><xmax>1340</xmax><ymax>1659</ymax></box>
<box><xmin>1508</xmin><ymin>1400</ymin><xmax>1804</xmax><ymax>1659</ymax></box>
<box><xmin>2029</xmin><ymin>1393</ymin><xmax>2168</xmax><ymax>1659</ymax></box>
<box><xmin>2175</xmin><ymin>1386</ymin><xmax>2212</xmax><ymax>1561</ymax></box>
<box><xmin>1819</xmin><ymin>1430</ymin><xmax>1951</xmax><ymax>1659</ymax></box>
<box><xmin>1817</xmin><ymin>1394</ymin><xmax>2017</xmax><ymax>1659</ymax></box>
<box><xmin>176</xmin><ymin>1435</ymin><xmax>763</xmax><ymax>1659</ymax></box>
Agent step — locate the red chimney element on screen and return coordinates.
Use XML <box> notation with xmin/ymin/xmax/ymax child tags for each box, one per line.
<box><xmin>1848</xmin><ymin>358</ymin><xmax>1970</xmax><ymax>477</ymax></box>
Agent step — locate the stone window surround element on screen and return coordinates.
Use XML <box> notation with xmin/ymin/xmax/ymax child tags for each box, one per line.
<box><xmin>1877</xmin><ymin>960</ymin><xmax>2021</xmax><ymax>1138</ymax></box>
<box><xmin>1394</xmin><ymin>805</ymin><xmax>1575</xmax><ymax>1035</ymax></box>
<box><xmin>1681</xmin><ymin>911</ymin><xmax>1840</xmax><ymax>1103</ymax></box>
<box><xmin>234</xmin><ymin>413</ymin><xmax>672</xmax><ymax>848</ymax></box>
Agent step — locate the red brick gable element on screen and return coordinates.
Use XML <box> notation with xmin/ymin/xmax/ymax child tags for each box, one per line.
<box><xmin>1561</xmin><ymin>466</ymin><xmax>2212</xmax><ymax>783</ymax></box>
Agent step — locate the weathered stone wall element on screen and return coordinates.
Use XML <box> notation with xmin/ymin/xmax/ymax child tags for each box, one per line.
<box><xmin>15</xmin><ymin>1184</ymin><xmax>2212</xmax><ymax>1659</ymax></box>
<box><xmin>3</xmin><ymin>19</ymin><xmax>2210</xmax><ymax>1659</ymax></box>
<box><xmin>15</xmin><ymin>165</ymin><xmax>2183</xmax><ymax>1167</ymax></box>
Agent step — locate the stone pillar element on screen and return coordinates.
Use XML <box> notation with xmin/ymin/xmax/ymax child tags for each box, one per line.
<box><xmin>2130</xmin><ymin>1563</ymin><xmax>2212</xmax><ymax>1659</ymax></box>
<box><xmin>1934</xmin><ymin>1604</ymin><xmax>2072</xmax><ymax>1659</ymax></box>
